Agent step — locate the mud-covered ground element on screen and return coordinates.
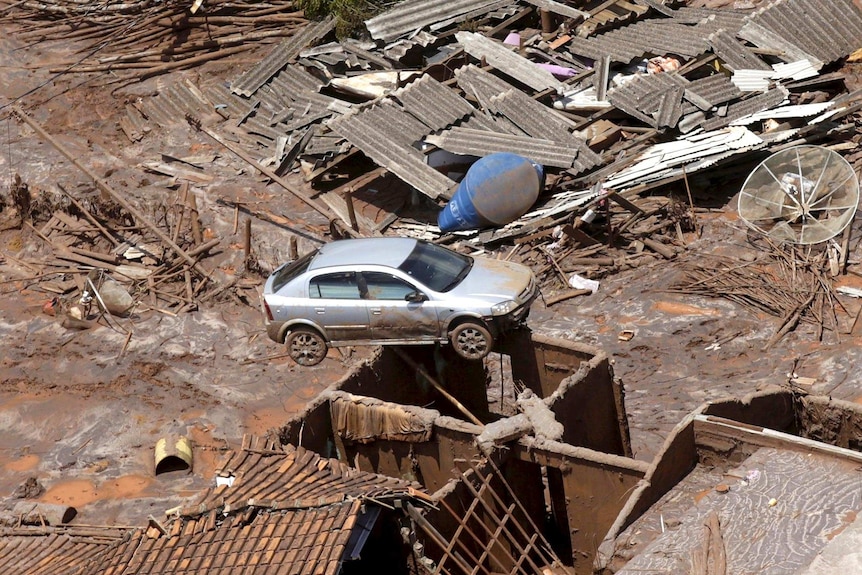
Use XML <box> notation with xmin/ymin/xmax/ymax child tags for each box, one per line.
<box><xmin>4</xmin><ymin>26</ymin><xmax>862</xmax><ymax>528</ymax></box>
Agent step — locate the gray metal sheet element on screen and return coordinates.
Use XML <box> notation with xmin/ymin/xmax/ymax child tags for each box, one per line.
<box><xmin>141</xmin><ymin>80</ymin><xmax>213</xmax><ymax>128</ymax></box>
<box><xmin>742</xmin><ymin>0</ymin><xmax>862</xmax><ymax>66</ymax></box>
<box><xmin>456</xmin><ymin>31</ymin><xmax>566</xmax><ymax>93</ymax></box>
<box><xmin>686</xmin><ymin>74</ymin><xmax>743</xmax><ymax>108</ymax></box>
<box><xmin>231</xmin><ymin>17</ymin><xmax>335</xmax><ymax>97</ymax></box>
<box><xmin>425</xmin><ymin>127</ymin><xmax>581</xmax><ymax>168</ymax></box>
<box><xmin>328</xmin><ymin>102</ymin><xmax>455</xmax><ymax>199</ymax></box>
<box><xmin>455</xmin><ymin>64</ymin><xmax>520</xmax><ymax>107</ymax></box>
<box><xmin>567</xmin><ymin>10</ymin><xmax>744</xmax><ymax>64</ymax></box>
<box><xmin>607</xmin><ymin>73</ymin><xmax>688</xmax><ymax>127</ymax></box>
<box><xmin>487</xmin><ymin>89</ymin><xmax>578</xmax><ymax>141</ymax></box>
<box><xmin>701</xmin><ymin>86</ymin><xmax>789</xmax><ymax>131</ymax></box>
<box><xmin>707</xmin><ymin>29</ymin><xmax>771</xmax><ymax>72</ymax></box>
<box><xmin>393</xmin><ymin>75</ymin><xmax>478</xmax><ymax>131</ymax></box>
<box><xmin>365</xmin><ymin>0</ymin><xmax>502</xmax><ymax>42</ymax></box>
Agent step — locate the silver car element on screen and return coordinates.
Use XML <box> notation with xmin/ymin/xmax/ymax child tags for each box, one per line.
<box><xmin>262</xmin><ymin>237</ymin><xmax>538</xmax><ymax>366</ymax></box>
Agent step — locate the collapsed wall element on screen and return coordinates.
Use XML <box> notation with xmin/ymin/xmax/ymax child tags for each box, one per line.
<box><xmin>277</xmin><ymin>330</ymin><xmax>647</xmax><ymax>574</ymax></box>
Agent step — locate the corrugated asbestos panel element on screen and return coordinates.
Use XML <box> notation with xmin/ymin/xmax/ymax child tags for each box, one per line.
<box><xmin>365</xmin><ymin>0</ymin><xmax>503</xmax><ymax>41</ymax></box>
<box><xmin>487</xmin><ymin>89</ymin><xmax>577</xmax><ymax>140</ymax></box>
<box><xmin>425</xmin><ymin>127</ymin><xmax>584</xmax><ymax>169</ymax></box>
<box><xmin>328</xmin><ymin>102</ymin><xmax>455</xmax><ymax>199</ymax></box>
<box><xmin>431</xmin><ymin>0</ymin><xmax>517</xmax><ymax>33</ymax></box>
<box><xmin>231</xmin><ymin>17</ymin><xmax>335</xmax><ymax>97</ymax></box>
<box><xmin>456</xmin><ymin>31</ymin><xmax>567</xmax><ymax>93</ymax></box>
<box><xmin>393</xmin><ymin>75</ymin><xmax>477</xmax><ymax>131</ymax></box>
<box><xmin>201</xmin><ymin>82</ymin><xmax>257</xmax><ymax>121</ymax></box>
<box><xmin>382</xmin><ymin>31</ymin><xmax>437</xmax><ymax>62</ymax></box>
<box><xmin>484</xmin><ymin>93</ymin><xmax>602</xmax><ymax>172</ymax></box>
<box><xmin>141</xmin><ymin>79</ymin><xmax>213</xmax><ymax>128</ymax></box>
<box><xmin>568</xmin><ymin>7</ymin><xmax>748</xmax><ymax>65</ymax></box>
<box><xmin>700</xmin><ymin>86</ymin><xmax>788</xmax><ymax>131</ymax></box>
<box><xmin>304</xmin><ymin>129</ymin><xmax>348</xmax><ymax>157</ymax></box>
<box><xmin>568</xmin><ymin>19</ymin><xmax>716</xmax><ymax>63</ymax></box>
<box><xmin>521</xmin><ymin>0</ymin><xmax>588</xmax><ymax>19</ymax></box>
<box><xmin>686</xmin><ymin>74</ymin><xmax>743</xmax><ymax>108</ymax></box>
<box><xmin>742</xmin><ymin>0</ymin><xmax>862</xmax><ymax>66</ymax></box>
<box><xmin>455</xmin><ymin>64</ymin><xmax>520</xmax><ymax>106</ymax></box>
<box><xmin>707</xmin><ymin>29</ymin><xmax>772</xmax><ymax>71</ymax></box>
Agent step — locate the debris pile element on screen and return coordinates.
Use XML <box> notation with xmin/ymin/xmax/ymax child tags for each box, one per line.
<box><xmin>5</xmin><ymin>0</ymin><xmax>862</xmax><ymax>315</ymax></box>
<box><xmin>2</xmin><ymin>0</ymin><xmax>309</xmax><ymax>79</ymax></box>
<box><xmin>668</xmin><ymin>239</ymin><xmax>850</xmax><ymax>348</ymax></box>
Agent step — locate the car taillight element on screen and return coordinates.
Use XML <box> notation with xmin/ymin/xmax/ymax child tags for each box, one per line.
<box><xmin>263</xmin><ymin>299</ymin><xmax>274</xmax><ymax>321</ymax></box>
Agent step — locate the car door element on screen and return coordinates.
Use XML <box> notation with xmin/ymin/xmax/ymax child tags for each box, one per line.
<box><xmin>361</xmin><ymin>272</ymin><xmax>440</xmax><ymax>342</ymax></box>
<box><xmin>307</xmin><ymin>271</ymin><xmax>370</xmax><ymax>343</ymax></box>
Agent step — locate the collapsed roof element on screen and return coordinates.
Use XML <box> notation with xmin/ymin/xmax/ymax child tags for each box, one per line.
<box><xmin>121</xmin><ymin>0</ymin><xmax>862</xmax><ymax>243</ymax></box>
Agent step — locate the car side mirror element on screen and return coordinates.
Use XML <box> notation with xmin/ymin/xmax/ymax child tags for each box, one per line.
<box><xmin>405</xmin><ymin>291</ymin><xmax>427</xmax><ymax>303</ymax></box>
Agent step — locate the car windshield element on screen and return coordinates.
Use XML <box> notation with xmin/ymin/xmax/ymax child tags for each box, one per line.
<box><xmin>270</xmin><ymin>250</ymin><xmax>316</xmax><ymax>293</ymax></box>
<box><xmin>397</xmin><ymin>241</ymin><xmax>472</xmax><ymax>292</ymax></box>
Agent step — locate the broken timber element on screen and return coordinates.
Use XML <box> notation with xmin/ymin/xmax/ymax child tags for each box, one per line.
<box><xmin>12</xmin><ymin>106</ymin><xmax>218</xmax><ymax>286</ymax></box>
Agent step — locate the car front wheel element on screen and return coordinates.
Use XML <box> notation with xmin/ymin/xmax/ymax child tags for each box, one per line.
<box><xmin>450</xmin><ymin>322</ymin><xmax>493</xmax><ymax>360</ymax></box>
<box><xmin>286</xmin><ymin>327</ymin><xmax>328</xmax><ymax>366</ymax></box>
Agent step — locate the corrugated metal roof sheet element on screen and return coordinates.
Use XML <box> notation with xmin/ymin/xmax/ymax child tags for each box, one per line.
<box><xmin>328</xmin><ymin>102</ymin><xmax>456</xmax><ymax>199</ymax></box>
<box><xmin>745</xmin><ymin>0</ymin><xmax>862</xmax><ymax>66</ymax></box>
<box><xmin>456</xmin><ymin>31</ymin><xmax>567</xmax><ymax>93</ymax></box>
<box><xmin>365</xmin><ymin>0</ymin><xmax>503</xmax><ymax>42</ymax></box>
<box><xmin>568</xmin><ymin>7</ymin><xmax>749</xmax><ymax>64</ymax></box>
<box><xmin>455</xmin><ymin>63</ymin><xmax>519</xmax><ymax>106</ymax></box>
<box><xmin>686</xmin><ymin>74</ymin><xmax>743</xmax><ymax>108</ymax></box>
<box><xmin>392</xmin><ymin>75</ymin><xmax>478</xmax><ymax>131</ymax></box>
<box><xmin>425</xmin><ymin>127</ymin><xmax>587</xmax><ymax>169</ymax></box>
<box><xmin>487</xmin><ymin>90</ymin><xmax>576</xmax><ymax>140</ymax></box>
<box><xmin>707</xmin><ymin>29</ymin><xmax>772</xmax><ymax>72</ymax></box>
<box><xmin>701</xmin><ymin>86</ymin><xmax>789</xmax><ymax>131</ymax></box>
<box><xmin>605</xmin><ymin>126</ymin><xmax>765</xmax><ymax>189</ymax></box>
<box><xmin>231</xmin><ymin>17</ymin><xmax>335</xmax><ymax>97</ymax></box>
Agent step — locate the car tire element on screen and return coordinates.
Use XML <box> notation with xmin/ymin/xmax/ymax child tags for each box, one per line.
<box><xmin>450</xmin><ymin>321</ymin><xmax>493</xmax><ymax>361</ymax></box>
<box><xmin>286</xmin><ymin>327</ymin><xmax>328</xmax><ymax>366</ymax></box>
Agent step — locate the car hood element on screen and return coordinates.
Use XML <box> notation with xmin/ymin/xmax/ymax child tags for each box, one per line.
<box><xmin>446</xmin><ymin>257</ymin><xmax>533</xmax><ymax>302</ymax></box>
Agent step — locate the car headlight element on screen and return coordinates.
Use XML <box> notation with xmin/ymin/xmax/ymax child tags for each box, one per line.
<box><xmin>491</xmin><ymin>300</ymin><xmax>518</xmax><ymax>316</ymax></box>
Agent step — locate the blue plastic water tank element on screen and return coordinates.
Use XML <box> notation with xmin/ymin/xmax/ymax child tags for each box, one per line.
<box><xmin>438</xmin><ymin>153</ymin><xmax>544</xmax><ymax>233</ymax></box>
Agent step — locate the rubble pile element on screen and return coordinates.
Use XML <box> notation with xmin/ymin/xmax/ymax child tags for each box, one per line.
<box><xmin>4</xmin><ymin>0</ymin><xmax>862</xmax><ymax>322</ymax></box>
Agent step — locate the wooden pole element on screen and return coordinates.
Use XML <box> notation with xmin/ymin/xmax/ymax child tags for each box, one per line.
<box><xmin>188</xmin><ymin>189</ymin><xmax>202</xmax><ymax>245</ymax></box>
<box><xmin>243</xmin><ymin>218</ymin><xmax>252</xmax><ymax>259</ymax></box>
<box><xmin>344</xmin><ymin>188</ymin><xmax>358</xmax><ymax>232</ymax></box>
<box><xmin>288</xmin><ymin>235</ymin><xmax>298</xmax><ymax>259</ymax></box>
<box><xmin>391</xmin><ymin>347</ymin><xmax>484</xmax><ymax>427</ymax></box>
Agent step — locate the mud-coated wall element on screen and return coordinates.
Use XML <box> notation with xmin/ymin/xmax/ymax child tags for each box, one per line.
<box><xmin>502</xmin><ymin>331</ymin><xmax>598</xmax><ymax>399</ymax></box>
<box><xmin>701</xmin><ymin>388</ymin><xmax>796</xmax><ymax>432</ymax></box>
<box><xmin>339</xmin><ymin>347</ymin><xmax>491</xmax><ymax>422</ymax></box>
<box><xmin>350</xmin><ymin>418</ymin><xmax>481</xmax><ymax>493</ymax></box>
<box><xmin>794</xmin><ymin>395</ymin><xmax>862</xmax><ymax>451</ymax></box>
<box><xmin>514</xmin><ymin>441</ymin><xmax>648</xmax><ymax>574</ymax></box>
<box><xmin>549</xmin><ymin>355</ymin><xmax>629</xmax><ymax>457</ymax></box>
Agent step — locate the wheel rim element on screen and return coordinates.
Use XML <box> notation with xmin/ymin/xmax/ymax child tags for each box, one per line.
<box><xmin>290</xmin><ymin>332</ymin><xmax>325</xmax><ymax>365</ymax></box>
<box><xmin>455</xmin><ymin>327</ymin><xmax>489</xmax><ymax>359</ymax></box>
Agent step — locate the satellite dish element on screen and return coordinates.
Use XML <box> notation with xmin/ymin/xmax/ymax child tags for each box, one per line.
<box><xmin>738</xmin><ymin>145</ymin><xmax>859</xmax><ymax>245</ymax></box>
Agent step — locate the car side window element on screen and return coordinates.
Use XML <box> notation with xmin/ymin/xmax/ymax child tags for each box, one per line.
<box><xmin>362</xmin><ymin>272</ymin><xmax>417</xmax><ymax>300</ymax></box>
<box><xmin>309</xmin><ymin>272</ymin><xmax>361</xmax><ymax>299</ymax></box>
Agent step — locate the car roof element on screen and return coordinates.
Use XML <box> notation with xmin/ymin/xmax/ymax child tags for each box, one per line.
<box><xmin>309</xmin><ymin>237</ymin><xmax>418</xmax><ymax>270</ymax></box>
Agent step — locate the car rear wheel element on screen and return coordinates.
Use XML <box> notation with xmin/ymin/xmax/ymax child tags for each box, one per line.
<box><xmin>286</xmin><ymin>327</ymin><xmax>328</xmax><ymax>366</ymax></box>
<box><xmin>450</xmin><ymin>321</ymin><xmax>493</xmax><ymax>360</ymax></box>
